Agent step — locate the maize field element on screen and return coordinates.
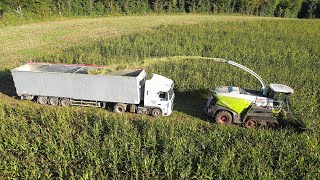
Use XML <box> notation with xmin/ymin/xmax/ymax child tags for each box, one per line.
<box><xmin>0</xmin><ymin>15</ymin><xmax>319</xmax><ymax>179</ymax></box>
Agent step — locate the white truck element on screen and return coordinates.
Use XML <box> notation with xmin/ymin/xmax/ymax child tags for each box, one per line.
<box><xmin>11</xmin><ymin>63</ymin><xmax>175</xmax><ymax>117</ymax></box>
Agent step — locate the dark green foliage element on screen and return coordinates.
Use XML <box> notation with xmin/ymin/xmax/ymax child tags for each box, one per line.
<box><xmin>0</xmin><ymin>0</ymin><xmax>319</xmax><ymax>25</ymax></box>
<box><xmin>0</xmin><ymin>0</ymin><xmax>52</xmax><ymax>17</ymax></box>
<box><xmin>298</xmin><ymin>0</ymin><xmax>320</xmax><ymax>18</ymax></box>
<box><xmin>274</xmin><ymin>0</ymin><xmax>304</xmax><ymax>17</ymax></box>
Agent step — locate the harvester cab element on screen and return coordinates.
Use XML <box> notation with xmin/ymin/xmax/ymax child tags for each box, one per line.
<box><xmin>268</xmin><ymin>83</ymin><xmax>294</xmax><ymax>110</ymax></box>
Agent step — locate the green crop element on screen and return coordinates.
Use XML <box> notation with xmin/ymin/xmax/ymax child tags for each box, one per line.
<box><xmin>39</xmin><ymin>19</ymin><xmax>320</xmax><ymax>118</ymax></box>
<box><xmin>0</xmin><ymin>17</ymin><xmax>320</xmax><ymax>179</ymax></box>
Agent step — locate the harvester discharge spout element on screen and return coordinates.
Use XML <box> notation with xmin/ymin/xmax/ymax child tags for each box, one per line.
<box><xmin>174</xmin><ymin>56</ymin><xmax>267</xmax><ymax>95</ymax></box>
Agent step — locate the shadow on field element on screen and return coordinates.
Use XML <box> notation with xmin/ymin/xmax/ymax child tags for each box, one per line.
<box><xmin>0</xmin><ymin>69</ymin><xmax>17</xmax><ymax>97</ymax></box>
<box><xmin>174</xmin><ymin>89</ymin><xmax>213</xmax><ymax>123</ymax></box>
<box><xmin>278</xmin><ymin>115</ymin><xmax>307</xmax><ymax>133</ymax></box>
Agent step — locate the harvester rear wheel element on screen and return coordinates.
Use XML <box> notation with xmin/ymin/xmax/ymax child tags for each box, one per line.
<box><xmin>245</xmin><ymin>118</ymin><xmax>257</xmax><ymax>128</ymax></box>
<box><xmin>215</xmin><ymin>110</ymin><xmax>232</xmax><ymax>125</ymax></box>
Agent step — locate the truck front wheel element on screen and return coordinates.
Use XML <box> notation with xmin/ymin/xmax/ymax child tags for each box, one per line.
<box><xmin>151</xmin><ymin>108</ymin><xmax>162</xmax><ymax>118</ymax></box>
<box><xmin>215</xmin><ymin>110</ymin><xmax>232</xmax><ymax>125</ymax></box>
<box><xmin>114</xmin><ymin>103</ymin><xmax>127</xmax><ymax>113</ymax></box>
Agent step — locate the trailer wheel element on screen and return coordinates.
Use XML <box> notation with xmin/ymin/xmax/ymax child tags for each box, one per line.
<box><xmin>151</xmin><ymin>108</ymin><xmax>162</xmax><ymax>118</ymax></box>
<box><xmin>49</xmin><ymin>97</ymin><xmax>59</xmax><ymax>106</ymax></box>
<box><xmin>114</xmin><ymin>103</ymin><xmax>126</xmax><ymax>113</ymax></box>
<box><xmin>60</xmin><ymin>98</ymin><xmax>71</xmax><ymax>107</ymax></box>
<box><xmin>245</xmin><ymin>118</ymin><xmax>257</xmax><ymax>128</ymax></box>
<box><xmin>215</xmin><ymin>110</ymin><xmax>232</xmax><ymax>125</ymax></box>
<box><xmin>37</xmin><ymin>96</ymin><xmax>48</xmax><ymax>105</ymax></box>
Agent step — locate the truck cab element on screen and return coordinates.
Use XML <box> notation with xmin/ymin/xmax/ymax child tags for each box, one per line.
<box><xmin>143</xmin><ymin>74</ymin><xmax>175</xmax><ymax>116</ymax></box>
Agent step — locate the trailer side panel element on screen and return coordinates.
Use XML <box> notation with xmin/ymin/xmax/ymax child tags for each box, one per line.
<box><xmin>12</xmin><ymin>68</ymin><xmax>144</xmax><ymax>104</ymax></box>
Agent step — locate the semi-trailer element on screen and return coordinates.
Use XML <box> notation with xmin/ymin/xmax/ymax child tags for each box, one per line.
<box><xmin>11</xmin><ymin>63</ymin><xmax>175</xmax><ymax>117</ymax></box>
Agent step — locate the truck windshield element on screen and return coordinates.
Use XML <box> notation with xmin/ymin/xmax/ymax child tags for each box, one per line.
<box><xmin>159</xmin><ymin>92</ymin><xmax>167</xmax><ymax>101</ymax></box>
<box><xmin>159</xmin><ymin>85</ymin><xmax>174</xmax><ymax>101</ymax></box>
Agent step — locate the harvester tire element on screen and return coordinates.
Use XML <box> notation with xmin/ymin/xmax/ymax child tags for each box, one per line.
<box><xmin>215</xmin><ymin>110</ymin><xmax>232</xmax><ymax>125</ymax></box>
<box><xmin>245</xmin><ymin>118</ymin><xmax>257</xmax><ymax>128</ymax></box>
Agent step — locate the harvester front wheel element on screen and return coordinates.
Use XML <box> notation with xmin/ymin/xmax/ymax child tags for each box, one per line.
<box><xmin>215</xmin><ymin>110</ymin><xmax>232</xmax><ymax>125</ymax></box>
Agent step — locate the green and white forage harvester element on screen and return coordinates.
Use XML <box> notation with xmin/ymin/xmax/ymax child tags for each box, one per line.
<box><xmin>201</xmin><ymin>57</ymin><xmax>294</xmax><ymax>128</ymax></box>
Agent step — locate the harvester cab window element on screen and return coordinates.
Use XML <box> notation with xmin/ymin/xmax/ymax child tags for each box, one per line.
<box><xmin>269</xmin><ymin>89</ymin><xmax>286</xmax><ymax>102</ymax></box>
<box><xmin>273</xmin><ymin>92</ymin><xmax>287</xmax><ymax>102</ymax></box>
